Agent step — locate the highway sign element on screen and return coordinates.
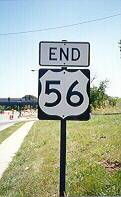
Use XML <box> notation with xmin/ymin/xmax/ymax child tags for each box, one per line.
<box><xmin>39</xmin><ymin>41</ymin><xmax>90</xmax><ymax>67</ymax></box>
<box><xmin>38</xmin><ymin>68</ymin><xmax>90</xmax><ymax>120</ymax></box>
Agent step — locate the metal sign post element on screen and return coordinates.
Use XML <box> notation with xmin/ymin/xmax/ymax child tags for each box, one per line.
<box><xmin>60</xmin><ymin>119</ymin><xmax>66</xmax><ymax>196</ymax></box>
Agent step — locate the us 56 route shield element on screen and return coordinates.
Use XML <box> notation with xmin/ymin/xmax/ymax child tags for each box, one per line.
<box><xmin>38</xmin><ymin>68</ymin><xmax>90</xmax><ymax>120</ymax></box>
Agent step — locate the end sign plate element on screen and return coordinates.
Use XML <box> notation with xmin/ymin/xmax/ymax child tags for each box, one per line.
<box><xmin>39</xmin><ymin>41</ymin><xmax>90</xmax><ymax>67</ymax></box>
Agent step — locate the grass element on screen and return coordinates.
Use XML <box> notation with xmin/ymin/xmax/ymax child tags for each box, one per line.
<box><xmin>66</xmin><ymin>115</ymin><xmax>121</xmax><ymax>196</ymax></box>
<box><xmin>0</xmin><ymin>115</ymin><xmax>121</xmax><ymax>196</ymax></box>
<box><xmin>0</xmin><ymin>122</ymin><xmax>25</xmax><ymax>144</ymax></box>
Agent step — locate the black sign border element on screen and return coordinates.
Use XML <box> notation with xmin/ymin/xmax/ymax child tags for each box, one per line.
<box><xmin>38</xmin><ymin>68</ymin><xmax>90</xmax><ymax>121</ymax></box>
<box><xmin>39</xmin><ymin>41</ymin><xmax>90</xmax><ymax>67</ymax></box>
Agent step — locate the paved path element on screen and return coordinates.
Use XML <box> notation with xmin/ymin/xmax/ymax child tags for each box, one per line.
<box><xmin>0</xmin><ymin>121</ymin><xmax>35</xmax><ymax>179</ymax></box>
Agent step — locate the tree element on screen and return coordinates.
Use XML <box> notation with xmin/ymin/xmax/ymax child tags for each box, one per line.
<box><xmin>118</xmin><ymin>40</ymin><xmax>121</xmax><ymax>58</ymax></box>
<box><xmin>22</xmin><ymin>95</ymin><xmax>37</xmax><ymax>101</ymax></box>
<box><xmin>90</xmin><ymin>80</ymin><xmax>117</xmax><ymax>110</ymax></box>
<box><xmin>90</xmin><ymin>80</ymin><xmax>108</xmax><ymax>109</ymax></box>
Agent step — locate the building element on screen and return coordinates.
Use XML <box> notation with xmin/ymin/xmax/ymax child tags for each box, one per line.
<box><xmin>0</xmin><ymin>96</ymin><xmax>38</xmax><ymax>109</ymax></box>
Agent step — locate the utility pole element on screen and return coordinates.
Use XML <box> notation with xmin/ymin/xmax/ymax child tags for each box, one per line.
<box><xmin>118</xmin><ymin>40</ymin><xmax>121</xmax><ymax>58</ymax></box>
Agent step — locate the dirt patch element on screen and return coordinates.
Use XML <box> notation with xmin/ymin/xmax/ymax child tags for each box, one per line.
<box><xmin>100</xmin><ymin>159</ymin><xmax>121</xmax><ymax>172</ymax></box>
<box><xmin>100</xmin><ymin>135</ymin><xmax>106</xmax><ymax>139</ymax></box>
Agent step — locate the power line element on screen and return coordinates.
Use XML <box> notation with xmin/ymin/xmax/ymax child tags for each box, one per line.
<box><xmin>0</xmin><ymin>13</ymin><xmax>121</xmax><ymax>36</ymax></box>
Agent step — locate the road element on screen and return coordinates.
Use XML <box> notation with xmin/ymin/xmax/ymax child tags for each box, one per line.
<box><xmin>0</xmin><ymin>117</ymin><xmax>38</xmax><ymax>132</ymax></box>
<box><xmin>0</xmin><ymin>111</ymin><xmax>38</xmax><ymax>132</ymax></box>
<box><xmin>0</xmin><ymin>121</ymin><xmax>15</xmax><ymax>132</ymax></box>
<box><xmin>0</xmin><ymin>112</ymin><xmax>20</xmax><ymax>132</ymax></box>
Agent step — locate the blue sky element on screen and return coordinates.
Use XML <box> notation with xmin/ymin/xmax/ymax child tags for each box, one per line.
<box><xmin>0</xmin><ymin>0</ymin><xmax>121</xmax><ymax>98</ymax></box>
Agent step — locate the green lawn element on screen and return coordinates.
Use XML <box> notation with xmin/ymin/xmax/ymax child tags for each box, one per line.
<box><xmin>0</xmin><ymin>122</ymin><xmax>25</xmax><ymax>144</ymax></box>
<box><xmin>0</xmin><ymin>115</ymin><xmax>121</xmax><ymax>196</ymax></box>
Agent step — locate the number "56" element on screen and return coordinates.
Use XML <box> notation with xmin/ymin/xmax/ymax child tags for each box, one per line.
<box><xmin>44</xmin><ymin>80</ymin><xmax>83</xmax><ymax>107</ymax></box>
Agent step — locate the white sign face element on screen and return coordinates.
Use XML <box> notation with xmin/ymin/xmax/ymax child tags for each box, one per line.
<box><xmin>39</xmin><ymin>41</ymin><xmax>90</xmax><ymax>67</ymax></box>
<box><xmin>38</xmin><ymin>69</ymin><xmax>90</xmax><ymax>120</ymax></box>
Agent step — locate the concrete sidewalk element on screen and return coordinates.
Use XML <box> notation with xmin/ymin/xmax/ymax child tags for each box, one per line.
<box><xmin>0</xmin><ymin>121</ymin><xmax>35</xmax><ymax>179</ymax></box>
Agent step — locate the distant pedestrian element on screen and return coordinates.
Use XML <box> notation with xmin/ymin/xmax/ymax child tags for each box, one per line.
<box><xmin>18</xmin><ymin>111</ymin><xmax>22</xmax><ymax>118</ymax></box>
